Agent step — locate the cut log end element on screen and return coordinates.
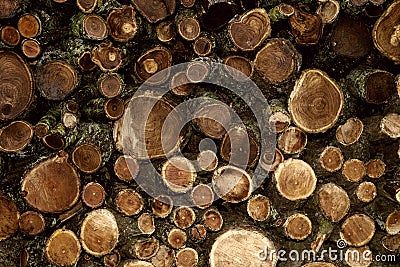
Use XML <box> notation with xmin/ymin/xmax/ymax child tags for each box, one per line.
<box><xmin>356</xmin><ymin>181</ymin><xmax>377</xmax><ymax>203</ymax></box>
<box><xmin>63</xmin><ymin>112</ymin><xmax>78</xmax><ymax>129</ymax></box>
<box><xmin>176</xmin><ymin>248</ymin><xmax>198</xmax><ymax>267</ymax></box>
<box><xmin>134</xmin><ymin>238</ymin><xmax>159</xmax><ymax>260</ymax></box>
<box><xmin>36</xmin><ymin>60</ymin><xmax>78</xmax><ymax>101</ymax></box>
<box><xmin>134</xmin><ymin>47</ymin><xmax>172</xmax><ymax>84</ymax></box>
<box><xmin>193</xmin><ymin>36</ymin><xmax>212</xmax><ymax>57</ymax></box>
<box><xmin>152</xmin><ymin>195</ymin><xmax>173</xmax><ymax>218</ymax></box>
<box><xmin>342</xmin><ymin>159</ymin><xmax>366</xmax><ymax>182</ymax></box>
<box><xmin>72</xmin><ymin>143</ymin><xmax>102</xmax><ymax>173</ymax></box>
<box><xmin>191</xmin><ymin>224</ymin><xmax>207</xmax><ymax>242</ymax></box>
<box><xmin>21</xmin><ymin>39</ymin><xmax>41</xmax><ymax>59</ymax></box>
<box><xmin>380</xmin><ymin>113</ymin><xmax>400</xmax><ymax>139</ymax></box>
<box><xmin>123</xmin><ymin>260</ymin><xmax>155</xmax><ymax>267</ymax></box>
<box><xmin>340</xmin><ymin>214</ymin><xmax>376</xmax><ymax>247</ymax></box>
<box><xmin>209</xmin><ymin>229</ymin><xmax>277</xmax><ymax>267</ymax></box>
<box><xmin>0</xmin><ymin>196</ymin><xmax>19</xmax><ymax>241</ymax></box>
<box><xmin>289</xmin><ymin>69</ymin><xmax>343</xmax><ymax>133</ymax></box>
<box><xmin>365</xmin><ymin>159</ymin><xmax>385</xmax><ymax>178</ymax></box>
<box><xmin>269</xmin><ymin>112</ymin><xmax>291</xmax><ymax>133</ymax></box>
<box><xmin>336</xmin><ymin>118</ymin><xmax>364</xmax><ymax>146</ymax></box>
<box><xmin>18</xmin><ymin>14</ymin><xmax>40</xmax><ymax>38</ymax></box>
<box><xmin>332</xmin><ymin>15</ymin><xmax>371</xmax><ymax>58</ymax></box>
<box><xmin>229</xmin><ymin>8</ymin><xmax>271</xmax><ymax>51</ymax></box>
<box><xmin>138</xmin><ymin>213</ymin><xmax>155</xmax><ymax>235</ymax></box>
<box><xmin>19</xmin><ymin>211</ymin><xmax>45</xmax><ymax>236</ymax></box>
<box><xmin>186</xmin><ymin>61</ymin><xmax>209</xmax><ymax>83</ymax></box>
<box><xmin>45</xmin><ymin>229</ymin><xmax>81</xmax><ymax>266</ymax></box>
<box><xmin>99</xmin><ymin>73</ymin><xmax>123</xmax><ymax>98</ymax></box>
<box><xmin>91</xmin><ymin>42</ymin><xmax>122</xmax><ymax>72</ymax></box>
<box><xmin>82</xmin><ymin>182</ymin><xmax>106</xmax><ymax>208</ymax></box>
<box><xmin>283</xmin><ymin>213</ymin><xmax>312</xmax><ymax>241</ymax></box>
<box><xmin>191</xmin><ymin>184</ymin><xmax>214</xmax><ymax>209</ymax></box>
<box><xmin>275</xmin><ymin>159</ymin><xmax>317</xmax><ymax>201</ymax></box>
<box><xmin>132</xmin><ymin>0</ymin><xmax>175</xmax><ymax>23</ymax></box>
<box><xmin>278</xmin><ymin>3</ymin><xmax>295</xmax><ymax>17</ymax></box>
<box><xmin>170</xmin><ymin>71</ymin><xmax>192</xmax><ymax>97</ymax></box>
<box><xmin>223</xmin><ymin>56</ymin><xmax>254</xmax><ymax>81</ymax></box>
<box><xmin>22</xmin><ymin>153</ymin><xmax>80</xmax><ymax>213</ymax></box>
<box><xmin>0</xmin><ymin>0</ymin><xmax>21</xmax><ymax>19</ymax></box>
<box><xmin>382</xmin><ymin>233</ymin><xmax>400</xmax><ymax>252</ymax></box>
<box><xmin>196</xmin><ymin>150</ymin><xmax>218</xmax><ymax>172</ymax></box>
<box><xmin>66</xmin><ymin>100</ymin><xmax>79</xmax><ymax>113</ymax></box>
<box><xmin>77</xmin><ymin>0</ymin><xmax>97</xmax><ymax>13</ymax></box>
<box><xmin>0</xmin><ymin>50</ymin><xmax>34</xmax><ymax>121</ymax></box>
<box><xmin>178</xmin><ymin>17</ymin><xmax>200</xmax><ymax>41</ymax></box>
<box><xmin>151</xmin><ymin>245</ymin><xmax>175</xmax><ymax>267</ymax></box>
<box><xmin>105</xmin><ymin>97</ymin><xmax>124</xmax><ymax>120</ymax></box>
<box><xmin>116</xmin><ymin>189</ymin><xmax>144</xmax><ymax>216</ymax></box>
<box><xmin>173</xmin><ymin>206</ymin><xmax>196</xmax><ymax>229</ymax></box>
<box><xmin>277</xmin><ymin>126</ymin><xmax>307</xmax><ymax>154</ymax></box>
<box><xmin>220</xmin><ymin>126</ymin><xmax>260</xmax><ymax>168</ymax></box>
<box><xmin>161</xmin><ymin>157</ymin><xmax>197</xmax><ymax>193</ymax></box>
<box><xmin>260</xmin><ymin>148</ymin><xmax>284</xmax><ymax>172</ymax></box>
<box><xmin>386</xmin><ymin>210</ymin><xmax>400</xmax><ymax>235</ymax></box>
<box><xmin>247</xmin><ymin>194</ymin><xmax>271</xmax><ymax>222</ymax></box>
<box><xmin>114</xmin><ymin>155</ymin><xmax>139</xmax><ymax>182</ymax></box>
<box><xmin>319</xmin><ymin>146</ymin><xmax>344</xmax><ymax>172</ymax></box>
<box><xmin>0</xmin><ymin>120</ymin><xmax>33</xmax><ymax>152</ymax></box>
<box><xmin>212</xmin><ymin>165</ymin><xmax>252</xmax><ymax>203</ymax></box>
<box><xmin>317</xmin><ymin>0</ymin><xmax>340</xmax><ymax>24</ymax></box>
<box><xmin>80</xmin><ymin>209</ymin><xmax>119</xmax><ymax>257</ymax></box>
<box><xmin>255</xmin><ymin>38</ymin><xmax>298</xmax><ymax>83</ymax></box>
<box><xmin>372</xmin><ymin>1</ymin><xmax>400</xmax><ymax>62</ymax></box>
<box><xmin>156</xmin><ymin>21</ymin><xmax>175</xmax><ymax>43</ymax></box>
<box><xmin>289</xmin><ymin>8</ymin><xmax>323</xmax><ymax>45</ymax></box>
<box><xmin>168</xmin><ymin>228</ymin><xmax>187</xmax><ymax>249</ymax></box>
<box><xmin>42</xmin><ymin>133</ymin><xmax>64</xmax><ymax>151</ymax></box>
<box><xmin>107</xmin><ymin>6</ymin><xmax>137</xmax><ymax>42</ymax></box>
<box><xmin>204</xmin><ymin>209</ymin><xmax>223</xmax><ymax>232</ymax></box>
<box><xmin>318</xmin><ymin>183</ymin><xmax>350</xmax><ymax>222</ymax></box>
<box><xmin>180</xmin><ymin>0</ymin><xmax>195</xmax><ymax>8</ymax></box>
<box><xmin>104</xmin><ymin>250</ymin><xmax>121</xmax><ymax>267</ymax></box>
<box><xmin>193</xmin><ymin>102</ymin><xmax>231</xmax><ymax>139</ymax></box>
<box><xmin>34</xmin><ymin>124</ymin><xmax>48</xmax><ymax>138</ymax></box>
<box><xmin>1</xmin><ymin>26</ymin><xmax>20</xmax><ymax>46</ymax></box>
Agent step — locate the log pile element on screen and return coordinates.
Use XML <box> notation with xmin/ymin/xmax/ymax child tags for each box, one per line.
<box><xmin>0</xmin><ymin>0</ymin><xmax>400</xmax><ymax>266</ymax></box>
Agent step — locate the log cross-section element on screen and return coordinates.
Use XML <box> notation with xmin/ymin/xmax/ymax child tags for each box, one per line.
<box><xmin>373</xmin><ymin>0</ymin><xmax>400</xmax><ymax>63</ymax></box>
<box><xmin>274</xmin><ymin>159</ymin><xmax>317</xmax><ymax>201</ymax></box>
<box><xmin>209</xmin><ymin>229</ymin><xmax>277</xmax><ymax>267</ymax></box>
<box><xmin>132</xmin><ymin>0</ymin><xmax>175</xmax><ymax>23</ymax></box>
<box><xmin>229</xmin><ymin>8</ymin><xmax>271</xmax><ymax>51</ymax></box>
<box><xmin>107</xmin><ymin>6</ymin><xmax>138</xmax><ymax>42</ymax></box>
<box><xmin>0</xmin><ymin>50</ymin><xmax>34</xmax><ymax>121</ymax></box>
<box><xmin>318</xmin><ymin>183</ymin><xmax>350</xmax><ymax>222</ymax></box>
<box><xmin>21</xmin><ymin>152</ymin><xmax>80</xmax><ymax>214</ymax></box>
<box><xmin>288</xmin><ymin>69</ymin><xmax>344</xmax><ymax>133</ymax></box>
<box><xmin>45</xmin><ymin>229</ymin><xmax>81</xmax><ymax>266</ymax></box>
<box><xmin>340</xmin><ymin>214</ymin><xmax>376</xmax><ymax>247</ymax></box>
<box><xmin>80</xmin><ymin>209</ymin><xmax>119</xmax><ymax>257</ymax></box>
